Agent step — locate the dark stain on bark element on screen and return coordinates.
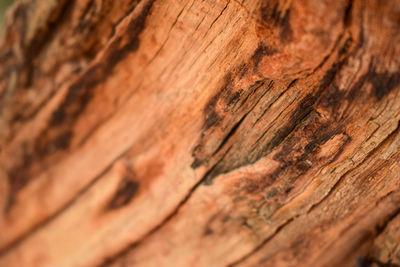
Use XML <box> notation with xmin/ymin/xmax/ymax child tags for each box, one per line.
<box><xmin>252</xmin><ymin>43</ymin><xmax>277</xmax><ymax>71</ymax></box>
<box><xmin>347</xmin><ymin>63</ymin><xmax>400</xmax><ymax>102</ymax></box>
<box><xmin>267</xmin><ymin>125</ymin><xmax>349</xmax><ymax>189</ymax></box>
<box><xmin>203</xmin><ymin>74</ymin><xmax>233</xmax><ymax>130</ymax></box>
<box><xmin>36</xmin><ymin>130</ymin><xmax>74</xmax><ymax>156</ymax></box>
<box><xmin>267</xmin><ymin>90</ymin><xmax>353</xmax><ymax>183</ymax></box>
<box><xmin>22</xmin><ymin>0</ymin><xmax>73</xmax><ymax>88</ymax></box>
<box><xmin>49</xmin><ymin>130</ymin><xmax>74</xmax><ymax>151</ymax></box>
<box><xmin>318</xmin><ymin>36</ymin><xmax>353</xmax><ymax>93</ymax></box>
<box><xmin>196</xmin><ymin>42</ymin><xmax>357</xmax><ymax>184</ymax></box>
<box><xmin>238</xmin><ymin>63</ymin><xmax>249</xmax><ymax>79</ymax></box>
<box><xmin>303</xmin><ymin>125</ymin><xmax>340</xmax><ymax>155</ymax></box>
<box><xmin>203</xmin><ymin>213</ymin><xmax>219</xmax><ymax>236</ymax></box>
<box><xmin>253</xmin><ymin>93</ymin><xmax>317</xmax><ymax>166</ymax></box>
<box><xmin>260</xmin><ymin>2</ymin><xmax>293</xmax><ymax>43</ymax></box>
<box><xmin>279</xmin><ymin>10</ymin><xmax>293</xmax><ymax>42</ymax></box>
<box><xmin>203</xmin><ymin>159</ymin><xmax>230</xmax><ymax>185</ymax></box>
<box><xmin>265</xmin><ymin>187</ymin><xmax>278</xmax><ymax>199</ymax></box>
<box><xmin>193</xmin><ymin>78</ymin><xmax>270</xmax><ymax>171</ymax></box>
<box><xmin>320</xmin><ymin>84</ymin><xmax>345</xmax><ymax>108</ymax></box>
<box><xmin>356</xmin><ymin>256</ymin><xmax>400</xmax><ymax>267</ymax></box>
<box><xmin>200</xmin><ymin>67</ymin><xmax>358</xmax><ymax>186</ymax></box>
<box><xmin>106</xmin><ymin>178</ymin><xmax>140</xmax><ymax>211</ymax></box>
<box><xmin>328</xmin><ymin>133</ymin><xmax>351</xmax><ymax>164</ymax></box>
<box><xmin>203</xmin><ymin>110</ymin><xmax>221</xmax><ymax>131</ymax></box>
<box><xmin>4</xmin><ymin>153</ymin><xmax>32</xmax><ymax>213</ymax></box>
<box><xmin>0</xmin><ymin>3</ymin><xmax>29</xmax><ymax>102</ymax></box>
<box><xmin>50</xmin><ymin>0</ymin><xmax>155</xmax><ymax>128</ymax></box>
<box><xmin>320</xmin><ymin>62</ymin><xmax>342</xmax><ymax>91</ymax></box>
<box><xmin>217</xmin><ymin>116</ymin><xmax>246</xmax><ymax>154</ymax></box>
<box><xmin>47</xmin><ymin>0</ymin><xmax>154</xmax><ymax>146</ymax></box>
<box><xmin>4</xmin><ymin>0</ymin><xmax>156</xmax><ymax>212</ymax></box>
<box><xmin>191</xmin><ymin>145</ymin><xmax>204</xmax><ymax>169</ymax></box>
<box><xmin>343</xmin><ymin>0</ymin><xmax>354</xmax><ymax>26</ymax></box>
<box><xmin>12</xmin><ymin>2</ymin><xmax>30</xmax><ymax>47</ymax></box>
<box><xmin>50</xmin><ymin>65</ymin><xmax>102</xmax><ymax>127</ymax></box>
<box><xmin>226</xmin><ymin>89</ymin><xmax>244</xmax><ymax>107</ymax></box>
<box><xmin>368</xmin><ymin>71</ymin><xmax>400</xmax><ymax>100</ymax></box>
<box><xmin>74</xmin><ymin>0</ymin><xmax>98</xmax><ymax>34</ymax></box>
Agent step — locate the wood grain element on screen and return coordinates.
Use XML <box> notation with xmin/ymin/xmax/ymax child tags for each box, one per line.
<box><xmin>0</xmin><ymin>0</ymin><xmax>399</xmax><ymax>266</ymax></box>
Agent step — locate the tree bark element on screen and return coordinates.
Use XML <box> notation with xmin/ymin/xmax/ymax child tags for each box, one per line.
<box><xmin>0</xmin><ymin>0</ymin><xmax>400</xmax><ymax>266</ymax></box>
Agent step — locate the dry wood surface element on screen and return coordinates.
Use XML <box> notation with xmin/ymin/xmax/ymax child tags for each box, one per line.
<box><xmin>0</xmin><ymin>0</ymin><xmax>400</xmax><ymax>266</ymax></box>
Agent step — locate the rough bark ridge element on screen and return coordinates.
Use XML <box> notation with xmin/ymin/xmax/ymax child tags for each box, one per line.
<box><xmin>0</xmin><ymin>0</ymin><xmax>400</xmax><ymax>266</ymax></box>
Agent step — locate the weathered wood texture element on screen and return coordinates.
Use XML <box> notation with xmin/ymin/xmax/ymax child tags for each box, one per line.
<box><xmin>0</xmin><ymin>0</ymin><xmax>400</xmax><ymax>266</ymax></box>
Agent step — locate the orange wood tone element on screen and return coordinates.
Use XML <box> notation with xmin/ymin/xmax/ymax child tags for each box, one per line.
<box><xmin>0</xmin><ymin>0</ymin><xmax>399</xmax><ymax>266</ymax></box>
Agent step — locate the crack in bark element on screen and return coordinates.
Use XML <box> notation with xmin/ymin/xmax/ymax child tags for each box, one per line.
<box><xmin>1</xmin><ymin>17</ymin><xmax>163</xmax><ymax>246</ymax></box>
<box><xmin>227</xmin><ymin>217</ymin><xmax>296</xmax><ymax>266</ymax></box>
<box><xmin>77</xmin><ymin>0</ymin><xmax>194</xmax><ymax>148</ymax></box>
<box><xmin>252</xmin><ymin>79</ymin><xmax>297</xmax><ymax>126</ymax></box>
<box><xmin>147</xmin><ymin>0</ymin><xmax>190</xmax><ymax>65</ymax></box>
<box><xmin>306</xmin><ymin>33</ymin><xmax>345</xmax><ymax>77</ymax></box>
<box><xmin>197</xmin><ymin>79</ymin><xmax>277</xmax><ymax>184</ymax></box>
<box><xmin>1</xmin><ymin>1</ymin><xmax>399</xmax><ymax>266</ymax></box>
<box><xmin>371</xmin><ymin>191</ymin><xmax>400</xmax><ymax>235</ymax></box>
<box><xmin>2</xmin><ymin>7</ymin><xmax>361</xmax><ymax>259</ymax></box>
<box><xmin>223</xmin><ymin>76</ymin><xmax>399</xmax><ymax>267</ymax></box>
<box><xmin>0</xmin><ymin>1</ymin><xmax>234</xmax><ymax>254</ymax></box>
<box><xmin>204</xmin><ymin>0</ymin><xmax>230</xmax><ymax>36</ymax></box>
<box><xmin>228</xmin><ymin>172</ymin><xmax>400</xmax><ymax>267</ymax></box>
<box><xmin>106</xmin><ymin>0</ymin><xmax>144</xmax><ymax>42</ymax></box>
<box><xmin>310</xmin><ymin>190</ymin><xmax>400</xmax><ymax>267</ymax></box>
<box><xmin>307</xmin><ymin>120</ymin><xmax>400</xmax><ymax>214</ymax></box>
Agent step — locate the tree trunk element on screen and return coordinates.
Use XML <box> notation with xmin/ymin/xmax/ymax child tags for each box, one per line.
<box><xmin>0</xmin><ymin>0</ymin><xmax>399</xmax><ymax>266</ymax></box>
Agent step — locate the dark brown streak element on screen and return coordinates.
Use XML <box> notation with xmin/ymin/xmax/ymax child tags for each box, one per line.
<box><xmin>74</xmin><ymin>0</ymin><xmax>97</xmax><ymax>34</ymax></box>
<box><xmin>260</xmin><ymin>1</ymin><xmax>293</xmax><ymax>43</ymax></box>
<box><xmin>252</xmin><ymin>32</ymin><xmax>354</xmax><ymax>158</ymax></box>
<box><xmin>23</xmin><ymin>0</ymin><xmax>72</xmax><ymax>88</ymax></box>
<box><xmin>0</xmin><ymin>0</ymin><xmax>72</xmax><ymax>124</ymax></box>
<box><xmin>254</xmin><ymin>93</ymin><xmax>316</xmax><ymax>160</ymax></box>
<box><xmin>105</xmin><ymin>179</ymin><xmax>140</xmax><ymax>211</ymax></box>
<box><xmin>202</xmin><ymin>73</ymin><xmax>233</xmax><ymax>130</ymax></box>
<box><xmin>5</xmin><ymin>0</ymin><xmax>156</xmax><ymax>211</ymax></box>
<box><xmin>251</xmin><ymin>43</ymin><xmax>278</xmax><ymax>72</ymax></box>
<box><xmin>211</xmin><ymin>116</ymin><xmax>246</xmax><ymax>157</ymax></box>
<box><xmin>252</xmin><ymin>97</ymin><xmax>296</xmax><ymax>145</ymax></box>
<box><xmin>235</xmin><ymin>79</ymin><xmax>269</xmax><ymax>111</ymax></box>
<box><xmin>106</xmin><ymin>0</ymin><xmax>142</xmax><ymax>41</ymax></box>
<box><xmin>193</xmin><ymin>79</ymin><xmax>274</xmax><ymax>183</ymax></box>
<box><xmin>343</xmin><ymin>0</ymin><xmax>354</xmax><ymax>26</ymax></box>
<box><xmin>0</xmin><ymin>0</ymin><xmax>157</xmax><ymax>253</ymax></box>
<box><xmin>253</xmin><ymin>79</ymin><xmax>296</xmax><ymax>127</ymax></box>
<box><xmin>328</xmin><ymin>133</ymin><xmax>352</xmax><ymax>164</ymax></box>
<box><xmin>200</xmin><ymin>33</ymin><xmax>356</xmax><ymax>187</ymax></box>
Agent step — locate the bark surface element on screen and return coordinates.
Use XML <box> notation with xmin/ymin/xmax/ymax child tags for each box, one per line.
<box><xmin>0</xmin><ymin>0</ymin><xmax>400</xmax><ymax>266</ymax></box>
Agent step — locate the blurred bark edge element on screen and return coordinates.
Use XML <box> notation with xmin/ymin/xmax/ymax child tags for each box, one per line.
<box><xmin>0</xmin><ymin>0</ymin><xmax>400</xmax><ymax>266</ymax></box>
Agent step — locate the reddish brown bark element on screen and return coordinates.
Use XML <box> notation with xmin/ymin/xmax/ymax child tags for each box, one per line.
<box><xmin>0</xmin><ymin>0</ymin><xmax>400</xmax><ymax>266</ymax></box>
